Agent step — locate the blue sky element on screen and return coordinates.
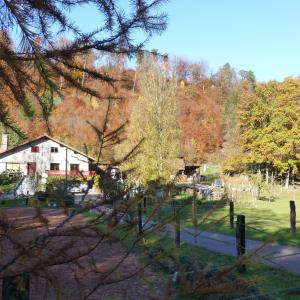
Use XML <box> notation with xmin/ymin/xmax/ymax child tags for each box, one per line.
<box><xmin>71</xmin><ymin>0</ymin><xmax>300</xmax><ymax>82</ymax></box>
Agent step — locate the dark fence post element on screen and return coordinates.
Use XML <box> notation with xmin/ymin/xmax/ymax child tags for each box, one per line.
<box><xmin>25</xmin><ymin>191</ymin><xmax>29</xmax><ymax>206</ymax></box>
<box><xmin>3</xmin><ymin>273</ymin><xmax>30</xmax><ymax>300</ymax></box>
<box><xmin>290</xmin><ymin>200</ymin><xmax>296</xmax><ymax>235</ymax></box>
<box><xmin>230</xmin><ymin>201</ymin><xmax>234</xmax><ymax>229</ymax></box>
<box><xmin>138</xmin><ymin>202</ymin><xmax>143</xmax><ymax>235</ymax></box>
<box><xmin>236</xmin><ymin>215</ymin><xmax>246</xmax><ymax>273</ymax></box>
<box><xmin>192</xmin><ymin>178</ymin><xmax>198</xmax><ymax>228</ymax></box>
<box><xmin>143</xmin><ymin>197</ymin><xmax>147</xmax><ymax>213</ymax></box>
<box><xmin>174</xmin><ymin>209</ymin><xmax>181</xmax><ymax>248</ymax></box>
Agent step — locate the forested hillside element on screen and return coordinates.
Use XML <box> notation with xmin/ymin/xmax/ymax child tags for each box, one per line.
<box><xmin>0</xmin><ymin>51</ymin><xmax>223</xmax><ymax>160</ymax></box>
<box><xmin>2</xmin><ymin>44</ymin><xmax>299</xmax><ymax>181</ymax></box>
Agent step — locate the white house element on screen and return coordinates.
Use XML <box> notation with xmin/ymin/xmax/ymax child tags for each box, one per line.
<box><xmin>0</xmin><ymin>134</ymin><xmax>96</xmax><ymax>178</ymax></box>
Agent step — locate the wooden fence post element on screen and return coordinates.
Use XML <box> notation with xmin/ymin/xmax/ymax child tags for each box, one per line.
<box><xmin>3</xmin><ymin>273</ymin><xmax>30</xmax><ymax>300</ymax></box>
<box><xmin>26</xmin><ymin>191</ymin><xmax>29</xmax><ymax>206</ymax></box>
<box><xmin>192</xmin><ymin>177</ymin><xmax>198</xmax><ymax>228</ymax></box>
<box><xmin>174</xmin><ymin>208</ymin><xmax>181</xmax><ymax>248</ymax></box>
<box><xmin>236</xmin><ymin>215</ymin><xmax>246</xmax><ymax>273</ymax></box>
<box><xmin>230</xmin><ymin>201</ymin><xmax>234</xmax><ymax>229</ymax></box>
<box><xmin>290</xmin><ymin>200</ymin><xmax>296</xmax><ymax>235</ymax></box>
<box><xmin>138</xmin><ymin>202</ymin><xmax>143</xmax><ymax>235</ymax></box>
<box><xmin>143</xmin><ymin>197</ymin><xmax>147</xmax><ymax>213</ymax></box>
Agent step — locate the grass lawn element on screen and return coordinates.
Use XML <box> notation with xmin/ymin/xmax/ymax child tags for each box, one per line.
<box><xmin>143</xmin><ymin>183</ymin><xmax>300</xmax><ymax>246</ymax></box>
<box><xmin>0</xmin><ymin>191</ymin><xmax>78</xmax><ymax>209</ymax></box>
<box><xmin>171</xmin><ymin>239</ymin><xmax>300</xmax><ymax>300</ymax></box>
<box><xmin>177</xmin><ymin>185</ymin><xmax>300</xmax><ymax>247</ymax></box>
<box><xmin>200</xmin><ymin>163</ymin><xmax>221</xmax><ymax>177</ymax></box>
<box><xmin>0</xmin><ymin>197</ymin><xmax>68</xmax><ymax>208</ymax></box>
<box><xmin>85</xmin><ymin>210</ymin><xmax>300</xmax><ymax>300</ymax></box>
<box><xmin>0</xmin><ymin>198</ymin><xmax>31</xmax><ymax>207</ymax></box>
<box><xmin>161</xmin><ymin>238</ymin><xmax>300</xmax><ymax>300</ymax></box>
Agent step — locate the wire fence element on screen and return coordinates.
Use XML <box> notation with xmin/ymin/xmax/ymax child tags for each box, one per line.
<box><xmin>148</xmin><ymin>193</ymin><xmax>300</xmax><ymax>298</ymax></box>
<box><xmin>1</xmin><ymin>185</ymin><xmax>299</xmax><ymax>299</ymax></box>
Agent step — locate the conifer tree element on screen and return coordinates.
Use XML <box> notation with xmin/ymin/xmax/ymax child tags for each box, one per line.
<box><xmin>0</xmin><ymin>0</ymin><xmax>168</xmax><ymax>134</ymax></box>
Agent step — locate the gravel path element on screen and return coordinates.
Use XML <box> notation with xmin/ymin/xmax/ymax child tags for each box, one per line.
<box><xmin>0</xmin><ymin>208</ymin><xmax>165</xmax><ymax>299</ymax></box>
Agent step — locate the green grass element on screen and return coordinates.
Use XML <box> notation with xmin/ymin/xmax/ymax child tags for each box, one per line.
<box><xmin>0</xmin><ymin>198</ymin><xmax>31</xmax><ymax>207</ymax></box>
<box><xmin>200</xmin><ymin>164</ymin><xmax>221</xmax><ymax>176</ymax></box>
<box><xmin>84</xmin><ymin>211</ymin><xmax>300</xmax><ymax>300</ymax></box>
<box><xmin>177</xmin><ymin>185</ymin><xmax>300</xmax><ymax>247</ymax></box>
<box><xmin>0</xmin><ymin>197</ymin><xmax>67</xmax><ymax>208</ymax></box>
<box><xmin>198</xmin><ymin>164</ymin><xmax>222</xmax><ymax>185</ymax></box>
<box><xmin>143</xmin><ymin>183</ymin><xmax>300</xmax><ymax>246</ymax></box>
<box><xmin>168</xmin><ymin>239</ymin><xmax>300</xmax><ymax>300</ymax></box>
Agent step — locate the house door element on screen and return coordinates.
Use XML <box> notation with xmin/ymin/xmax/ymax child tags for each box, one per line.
<box><xmin>27</xmin><ymin>162</ymin><xmax>36</xmax><ymax>176</ymax></box>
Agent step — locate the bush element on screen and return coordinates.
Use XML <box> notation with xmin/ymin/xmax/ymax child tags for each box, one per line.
<box><xmin>46</xmin><ymin>190</ymin><xmax>75</xmax><ymax>208</ymax></box>
<box><xmin>35</xmin><ymin>191</ymin><xmax>48</xmax><ymax>202</ymax></box>
<box><xmin>0</xmin><ymin>173</ymin><xmax>17</xmax><ymax>193</ymax></box>
<box><xmin>36</xmin><ymin>185</ymin><xmax>75</xmax><ymax>208</ymax></box>
<box><xmin>0</xmin><ymin>173</ymin><xmax>12</xmax><ymax>185</ymax></box>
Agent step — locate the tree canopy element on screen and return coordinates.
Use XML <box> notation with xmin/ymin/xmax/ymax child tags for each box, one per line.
<box><xmin>116</xmin><ymin>54</ymin><xmax>180</xmax><ymax>185</ymax></box>
<box><xmin>223</xmin><ymin>77</ymin><xmax>300</xmax><ymax>179</ymax></box>
<box><xmin>0</xmin><ymin>0</ymin><xmax>168</xmax><ymax>135</ymax></box>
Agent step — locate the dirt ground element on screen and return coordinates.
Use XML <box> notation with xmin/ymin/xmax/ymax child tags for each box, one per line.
<box><xmin>0</xmin><ymin>208</ymin><xmax>166</xmax><ymax>300</ymax></box>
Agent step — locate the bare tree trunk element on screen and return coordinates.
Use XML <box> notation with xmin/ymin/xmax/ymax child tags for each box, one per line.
<box><xmin>132</xmin><ymin>71</ymin><xmax>137</xmax><ymax>92</ymax></box>
<box><xmin>266</xmin><ymin>167</ymin><xmax>269</xmax><ymax>184</ymax></box>
<box><xmin>81</xmin><ymin>55</ymin><xmax>87</xmax><ymax>88</ymax></box>
<box><xmin>256</xmin><ymin>186</ymin><xmax>261</xmax><ymax>201</ymax></box>
<box><xmin>60</xmin><ymin>76</ymin><xmax>64</xmax><ymax>90</ymax></box>
<box><xmin>285</xmin><ymin>169</ymin><xmax>290</xmax><ymax>190</ymax></box>
<box><xmin>271</xmin><ymin>171</ymin><xmax>274</xmax><ymax>185</ymax></box>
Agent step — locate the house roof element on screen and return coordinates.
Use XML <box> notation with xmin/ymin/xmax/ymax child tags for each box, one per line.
<box><xmin>0</xmin><ymin>134</ymin><xmax>96</xmax><ymax>161</ymax></box>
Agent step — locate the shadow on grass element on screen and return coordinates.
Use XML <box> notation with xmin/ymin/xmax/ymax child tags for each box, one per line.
<box><xmin>258</xmin><ymin>196</ymin><xmax>276</xmax><ymax>202</ymax></box>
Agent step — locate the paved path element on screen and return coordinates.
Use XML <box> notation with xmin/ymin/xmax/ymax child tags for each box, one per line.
<box><xmin>162</xmin><ymin>226</ymin><xmax>300</xmax><ymax>275</ymax></box>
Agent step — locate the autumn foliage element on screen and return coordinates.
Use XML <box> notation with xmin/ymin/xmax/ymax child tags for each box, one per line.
<box><xmin>2</xmin><ymin>55</ymin><xmax>225</xmax><ymax>164</ymax></box>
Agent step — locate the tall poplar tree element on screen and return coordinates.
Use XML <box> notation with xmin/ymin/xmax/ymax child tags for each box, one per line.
<box><xmin>117</xmin><ymin>54</ymin><xmax>180</xmax><ymax>185</ymax></box>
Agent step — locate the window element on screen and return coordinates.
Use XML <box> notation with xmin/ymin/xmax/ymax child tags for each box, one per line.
<box><xmin>31</xmin><ymin>146</ymin><xmax>39</xmax><ymax>153</ymax></box>
<box><xmin>50</xmin><ymin>163</ymin><xmax>60</xmax><ymax>171</ymax></box>
<box><xmin>6</xmin><ymin>163</ymin><xmax>21</xmax><ymax>171</ymax></box>
<box><xmin>70</xmin><ymin>164</ymin><xmax>79</xmax><ymax>171</ymax></box>
<box><xmin>51</xmin><ymin>147</ymin><xmax>58</xmax><ymax>153</ymax></box>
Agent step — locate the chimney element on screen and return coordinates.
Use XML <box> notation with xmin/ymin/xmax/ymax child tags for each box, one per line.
<box><xmin>1</xmin><ymin>134</ymin><xmax>8</xmax><ymax>152</ymax></box>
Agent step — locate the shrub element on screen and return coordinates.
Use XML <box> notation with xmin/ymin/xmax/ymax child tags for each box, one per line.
<box><xmin>0</xmin><ymin>172</ymin><xmax>13</xmax><ymax>185</ymax></box>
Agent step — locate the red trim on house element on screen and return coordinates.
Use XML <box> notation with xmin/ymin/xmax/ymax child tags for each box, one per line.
<box><xmin>47</xmin><ymin>170</ymin><xmax>96</xmax><ymax>177</ymax></box>
<box><xmin>0</xmin><ymin>134</ymin><xmax>95</xmax><ymax>161</ymax></box>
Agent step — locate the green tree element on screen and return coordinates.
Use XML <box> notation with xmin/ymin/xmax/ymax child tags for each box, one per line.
<box><xmin>237</xmin><ymin>78</ymin><xmax>300</xmax><ymax>186</ymax></box>
<box><xmin>117</xmin><ymin>55</ymin><xmax>180</xmax><ymax>185</ymax></box>
<box><xmin>222</xmin><ymin>91</ymin><xmax>239</xmax><ymax>132</ymax></box>
<box><xmin>270</xmin><ymin>78</ymin><xmax>300</xmax><ymax>186</ymax></box>
<box><xmin>239</xmin><ymin>81</ymin><xmax>278</xmax><ymax>168</ymax></box>
<box><xmin>212</xmin><ymin>63</ymin><xmax>237</xmax><ymax>101</ymax></box>
<box><xmin>239</xmin><ymin>70</ymin><xmax>255</xmax><ymax>89</ymax></box>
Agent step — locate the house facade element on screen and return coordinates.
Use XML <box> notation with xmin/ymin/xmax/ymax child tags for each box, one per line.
<box><xmin>0</xmin><ymin>134</ymin><xmax>95</xmax><ymax>177</ymax></box>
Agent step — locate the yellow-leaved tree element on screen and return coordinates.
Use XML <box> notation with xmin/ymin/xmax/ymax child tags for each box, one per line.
<box><xmin>117</xmin><ymin>54</ymin><xmax>180</xmax><ymax>185</ymax></box>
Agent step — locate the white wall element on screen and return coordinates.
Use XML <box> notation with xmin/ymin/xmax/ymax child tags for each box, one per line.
<box><xmin>0</xmin><ymin>138</ymin><xmax>90</xmax><ymax>175</ymax></box>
